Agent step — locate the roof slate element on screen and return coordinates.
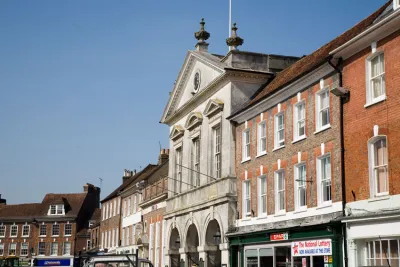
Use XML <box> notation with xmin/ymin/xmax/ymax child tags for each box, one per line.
<box><xmin>243</xmin><ymin>1</ymin><xmax>391</xmax><ymax>109</ymax></box>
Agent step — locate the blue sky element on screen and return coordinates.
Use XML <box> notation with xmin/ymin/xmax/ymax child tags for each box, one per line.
<box><xmin>0</xmin><ymin>0</ymin><xmax>386</xmax><ymax>204</ymax></box>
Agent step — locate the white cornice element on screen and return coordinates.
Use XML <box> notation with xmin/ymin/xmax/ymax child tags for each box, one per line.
<box><xmin>330</xmin><ymin>8</ymin><xmax>400</xmax><ymax>60</ymax></box>
<box><xmin>230</xmin><ymin>63</ymin><xmax>336</xmax><ymax>124</ymax></box>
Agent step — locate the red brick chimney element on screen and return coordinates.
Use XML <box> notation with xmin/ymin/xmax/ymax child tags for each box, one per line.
<box><xmin>158</xmin><ymin>149</ymin><xmax>169</xmax><ymax>165</ymax></box>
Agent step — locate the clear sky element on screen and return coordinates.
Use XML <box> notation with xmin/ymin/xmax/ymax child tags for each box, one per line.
<box><xmin>0</xmin><ymin>0</ymin><xmax>387</xmax><ymax>204</ymax></box>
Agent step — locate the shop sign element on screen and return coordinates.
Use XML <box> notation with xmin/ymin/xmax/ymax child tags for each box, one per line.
<box><xmin>36</xmin><ymin>259</ymin><xmax>71</xmax><ymax>266</ymax></box>
<box><xmin>270</xmin><ymin>232</ymin><xmax>289</xmax><ymax>241</ymax></box>
<box><xmin>292</xmin><ymin>239</ymin><xmax>332</xmax><ymax>256</ymax></box>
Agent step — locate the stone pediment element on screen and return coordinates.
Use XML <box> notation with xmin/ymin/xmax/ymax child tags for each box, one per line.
<box><xmin>161</xmin><ymin>51</ymin><xmax>226</xmax><ymax>124</ymax></box>
<box><xmin>169</xmin><ymin>125</ymin><xmax>185</xmax><ymax>141</ymax></box>
<box><xmin>203</xmin><ymin>99</ymin><xmax>224</xmax><ymax>118</ymax></box>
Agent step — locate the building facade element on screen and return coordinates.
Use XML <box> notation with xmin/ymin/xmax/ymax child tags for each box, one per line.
<box><xmin>0</xmin><ymin>184</ymin><xmax>100</xmax><ymax>267</ymax></box>
<box><xmin>160</xmin><ymin>21</ymin><xmax>298</xmax><ymax>267</ymax></box>
<box><xmin>330</xmin><ymin>1</ymin><xmax>400</xmax><ymax>267</ymax></box>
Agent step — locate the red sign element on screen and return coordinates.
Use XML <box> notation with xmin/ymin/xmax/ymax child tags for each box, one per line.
<box><xmin>270</xmin><ymin>232</ymin><xmax>289</xmax><ymax>241</ymax></box>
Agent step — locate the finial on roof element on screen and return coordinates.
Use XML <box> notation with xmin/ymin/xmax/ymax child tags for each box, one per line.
<box><xmin>194</xmin><ymin>18</ymin><xmax>210</xmax><ymax>52</ymax></box>
<box><xmin>226</xmin><ymin>22</ymin><xmax>244</xmax><ymax>51</ymax></box>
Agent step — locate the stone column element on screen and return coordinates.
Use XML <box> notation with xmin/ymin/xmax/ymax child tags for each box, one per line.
<box><xmin>197</xmin><ymin>246</ymin><xmax>208</xmax><ymax>267</ymax></box>
<box><xmin>179</xmin><ymin>248</ymin><xmax>188</xmax><ymax>267</ymax></box>
<box><xmin>220</xmin><ymin>243</ymin><xmax>230</xmax><ymax>267</ymax></box>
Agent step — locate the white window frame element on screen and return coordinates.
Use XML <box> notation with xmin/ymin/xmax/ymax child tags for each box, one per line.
<box><xmin>366</xmin><ymin>51</ymin><xmax>386</xmax><ymax>106</ymax></box>
<box><xmin>149</xmin><ymin>223</ymin><xmax>154</xmax><ymax>262</ymax></box>
<box><xmin>257</xmin><ymin>121</ymin><xmax>267</xmax><ymax>156</ymax></box>
<box><xmin>368</xmin><ymin>136</ymin><xmax>389</xmax><ymax>198</ymax></box>
<box><xmin>315</xmin><ymin>88</ymin><xmax>330</xmax><ymax>131</ymax></box>
<box><xmin>64</xmin><ymin>223</ymin><xmax>72</xmax><ymax>236</ymax></box>
<box><xmin>155</xmin><ymin>222</ymin><xmax>160</xmax><ymax>267</ymax></box>
<box><xmin>293</xmin><ymin>101</ymin><xmax>306</xmax><ymax>141</ymax></box>
<box><xmin>133</xmin><ymin>194</ymin><xmax>137</xmax><ymax>214</ymax></box>
<box><xmin>317</xmin><ymin>154</ymin><xmax>332</xmax><ymax>206</ymax></box>
<box><xmin>275</xmin><ymin>170</ymin><xmax>286</xmax><ymax>214</ymax></box>
<box><xmin>38</xmin><ymin>242</ymin><xmax>46</xmax><ymax>256</ymax></box>
<box><xmin>0</xmin><ymin>244</ymin><xmax>4</xmax><ymax>256</ymax></box>
<box><xmin>366</xmin><ymin>239</ymin><xmax>400</xmax><ymax>267</ymax></box>
<box><xmin>0</xmin><ymin>225</ymin><xmax>5</xmax><ymax>238</ymax></box>
<box><xmin>213</xmin><ymin>125</ymin><xmax>222</xmax><ymax>178</ymax></box>
<box><xmin>175</xmin><ymin>146</ymin><xmax>183</xmax><ymax>194</ymax></box>
<box><xmin>51</xmin><ymin>242</ymin><xmax>58</xmax><ymax>256</ymax></box>
<box><xmin>127</xmin><ymin>197</ymin><xmax>131</xmax><ymax>216</ymax></box>
<box><xmin>294</xmin><ymin>163</ymin><xmax>307</xmax><ymax>211</ymax></box>
<box><xmin>126</xmin><ymin>226</ymin><xmax>130</xmax><ymax>246</ymax></box>
<box><xmin>39</xmin><ymin>224</ymin><xmax>47</xmax><ymax>237</ymax></box>
<box><xmin>8</xmin><ymin>243</ymin><xmax>17</xmax><ymax>256</ymax></box>
<box><xmin>242</xmin><ymin>129</ymin><xmax>251</xmax><ymax>161</ymax></box>
<box><xmin>242</xmin><ymin>180</ymin><xmax>251</xmax><ymax>218</ymax></box>
<box><xmin>117</xmin><ymin>198</ymin><xmax>120</xmax><ymax>215</ymax></box>
<box><xmin>63</xmin><ymin>242</ymin><xmax>71</xmax><ymax>255</ymax></box>
<box><xmin>48</xmin><ymin>205</ymin><xmax>64</xmax><ymax>215</ymax></box>
<box><xmin>52</xmin><ymin>224</ymin><xmax>60</xmax><ymax>237</ymax></box>
<box><xmin>274</xmin><ymin>112</ymin><xmax>285</xmax><ymax>149</ymax></box>
<box><xmin>22</xmin><ymin>225</ymin><xmax>30</xmax><ymax>237</ymax></box>
<box><xmin>191</xmin><ymin>137</ymin><xmax>201</xmax><ymax>187</ymax></box>
<box><xmin>10</xmin><ymin>225</ymin><xmax>18</xmax><ymax>237</ymax></box>
<box><xmin>20</xmin><ymin>243</ymin><xmax>29</xmax><ymax>256</ymax></box>
<box><xmin>258</xmin><ymin>175</ymin><xmax>267</xmax><ymax>217</ymax></box>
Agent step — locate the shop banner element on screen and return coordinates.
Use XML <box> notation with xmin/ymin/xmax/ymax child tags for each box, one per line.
<box><xmin>270</xmin><ymin>232</ymin><xmax>289</xmax><ymax>241</ymax></box>
<box><xmin>292</xmin><ymin>239</ymin><xmax>332</xmax><ymax>256</ymax></box>
<box><xmin>36</xmin><ymin>259</ymin><xmax>71</xmax><ymax>266</ymax></box>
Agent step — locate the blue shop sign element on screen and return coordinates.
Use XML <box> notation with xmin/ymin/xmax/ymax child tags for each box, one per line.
<box><xmin>36</xmin><ymin>259</ymin><xmax>71</xmax><ymax>266</ymax></box>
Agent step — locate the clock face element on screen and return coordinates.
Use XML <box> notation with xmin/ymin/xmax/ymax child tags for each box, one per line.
<box><xmin>193</xmin><ymin>71</ymin><xmax>201</xmax><ymax>92</ymax></box>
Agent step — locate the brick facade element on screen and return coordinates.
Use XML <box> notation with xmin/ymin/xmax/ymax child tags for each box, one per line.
<box><xmin>99</xmin><ymin>197</ymin><xmax>120</xmax><ymax>250</ymax></box>
<box><xmin>235</xmin><ymin>75</ymin><xmax>342</xmax><ymax>218</ymax></box>
<box><xmin>342</xmin><ymin>29</ymin><xmax>400</xmax><ymax>202</ymax></box>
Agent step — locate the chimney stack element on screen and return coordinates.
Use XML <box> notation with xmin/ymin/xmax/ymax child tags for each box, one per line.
<box><xmin>158</xmin><ymin>148</ymin><xmax>169</xmax><ymax>165</ymax></box>
<box><xmin>194</xmin><ymin>18</ymin><xmax>210</xmax><ymax>52</ymax></box>
<box><xmin>122</xmin><ymin>169</ymin><xmax>134</xmax><ymax>183</ymax></box>
<box><xmin>0</xmin><ymin>194</ymin><xmax>6</xmax><ymax>205</ymax></box>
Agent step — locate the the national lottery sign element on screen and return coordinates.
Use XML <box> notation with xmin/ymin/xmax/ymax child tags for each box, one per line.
<box><xmin>292</xmin><ymin>239</ymin><xmax>332</xmax><ymax>256</ymax></box>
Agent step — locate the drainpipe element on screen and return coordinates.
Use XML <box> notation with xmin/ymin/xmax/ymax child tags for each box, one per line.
<box><xmin>328</xmin><ymin>56</ymin><xmax>348</xmax><ymax>267</ymax></box>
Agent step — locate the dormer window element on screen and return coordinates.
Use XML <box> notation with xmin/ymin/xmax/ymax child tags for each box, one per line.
<box><xmin>49</xmin><ymin>204</ymin><xmax>65</xmax><ymax>215</ymax></box>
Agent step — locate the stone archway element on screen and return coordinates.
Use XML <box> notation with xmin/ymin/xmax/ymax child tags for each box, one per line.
<box><xmin>205</xmin><ymin>219</ymin><xmax>222</xmax><ymax>267</ymax></box>
<box><xmin>186</xmin><ymin>224</ymin><xmax>200</xmax><ymax>266</ymax></box>
<box><xmin>169</xmin><ymin>228</ymin><xmax>181</xmax><ymax>267</ymax></box>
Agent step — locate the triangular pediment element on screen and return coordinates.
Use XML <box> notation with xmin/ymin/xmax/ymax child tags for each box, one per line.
<box><xmin>204</xmin><ymin>99</ymin><xmax>224</xmax><ymax>118</ymax></box>
<box><xmin>161</xmin><ymin>51</ymin><xmax>226</xmax><ymax>124</ymax></box>
<box><xmin>169</xmin><ymin>125</ymin><xmax>185</xmax><ymax>141</ymax></box>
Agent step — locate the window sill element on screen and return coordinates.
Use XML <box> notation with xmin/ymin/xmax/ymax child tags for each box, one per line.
<box><xmin>52</xmin><ymin>235</ymin><xmax>60</xmax><ymax>237</ymax></box>
<box><xmin>316</xmin><ymin>202</ymin><xmax>332</xmax><ymax>210</ymax></box>
<box><xmin>22</xmin><ymin>235</ymin><xmax>29</xmax><ymax>238</ymax></box>
<box><xmin>64</xmin><ymin>235</ymin><xmax>72</xmax><ymax>237</ymax></box>
<box><xmin>241</xmin><ymin>217</ymin><xmax>252</xmax><ymax>221</ymax></box>
<box><xmin>257</xmin><ymin>214</ymin><xmax>268</xmax><ymax>219</ymax></box>
<box><xmin>272</xmin><ymin>145</ymin><xmax>285</xmax><ymax>152</ymax></box>
<box><xmin>293</xmin><ymin>208</ymin><xmax>307</xmax><ymax>214</ymax></box>
<box><xmin>368</xmin><ymin>195</ymin><xmax>390</xmax><ymax>202</ymax></box>
<box><xmin>10</xmin><ymin>236</ymin><xmax>17</xmax><ymax>238</ymax></box>
<box><xmin>364</xmin><ymin>96</ymin><xmax>386</xmax><ymax>108</ymax></box>
<box><xmin>256</xmin><ymin>152</ymin><xmax>267</xmax><ymax>158</ymax></box>
<box><xmin>314</xmin><ymin>125</ymin><xmax>331</xmax><ymax>135</ymax></box>
<box><xmin>241</xmin><ymin>158</ymin><xmax>251</xmax><ymax>164</ymax></box>
<box><xmin>292</xmin><ymin>136</ymin><xmax>307</xmax><ymax>144</ymax></box>
<box><xmin>274</xmin><ymin>211</ymin><xmax>286</xmax><ymax>217</ymax></box>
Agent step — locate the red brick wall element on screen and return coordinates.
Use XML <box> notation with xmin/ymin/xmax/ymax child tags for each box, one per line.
<box><xmin>0</xmin><ymin>222</ymin><xmax>36</xmax><ymax>257</ymax></box>
<box><xmin>100</xmin><ymin>197</ymin><xmax>121</xmax><ymax>249</ymax></box>
<box><xmin>342</xmin><ymin>29</ymin><xmax>400</xmax><ymax>202</ymax></box>
<box><xmin>236</xmin><ymin>75</ymin><xmax>342</xmax><ymax>218</ymax></box>
<box><xmin>143</xmin><ymin>207</ymin><xmax>165</xmax><ymax>267</ymax></box>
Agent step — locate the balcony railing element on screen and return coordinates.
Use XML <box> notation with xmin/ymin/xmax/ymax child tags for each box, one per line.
<box><xmin>142</xmin><ymin>177</ymin><xmax>168</xmax><ymax>202</ymax></box>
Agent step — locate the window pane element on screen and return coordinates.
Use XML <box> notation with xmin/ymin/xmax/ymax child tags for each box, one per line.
<box><xmin>322</xmin><ymin>109</ymin><xmax>330</xmax><ymax>126</ymax></box>
<box><xmin>300</xmin><ymin>187</ymin><xmax>306</xmax><ymax>206</ymax></box>
<box><xmin>261</xmin><ymin>177</ymin><xmax>266</xmax><ymax>194</ymax></box>
<box><xmin>375</xmin><ymin>241</ymin><xmax>382</xmax><ymax>258</ymax></box>
<box><xmin>245</xmin><ymin>249</ymin><xmax>258</xmax><ymax>267</ymax></box>
<box><xmin>279</xmin><ymin>193</ymin><xmax>285</xmax><ymax>210</ymax></box>
<box><xmin>375</xmin><ymin>140</ymin><xmax>388</xmax><ymax>166</ymax></box>
<box><xmin>390</xmin><ymin>240</ymin><xmax>399</xmax><ymax>258</ymax></box>
<box><xmin>278</xmin><ymin>173</ymin><xmax>284</xmax><ymax>190</ymax></box>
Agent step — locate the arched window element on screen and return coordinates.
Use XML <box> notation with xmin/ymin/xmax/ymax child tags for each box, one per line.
<box><xmin>368</xmin><ymin>136</ymin><xmax>388</xmax><ymax>197</ymax></box>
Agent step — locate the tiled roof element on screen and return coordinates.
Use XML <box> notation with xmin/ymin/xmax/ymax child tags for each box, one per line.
<box><xmin>0</xmin><ymin>193</ymin><xmax>88</xmax><ymax>219</ymax></box>
<box><xmin>243</xmin><ymin>1</ymin><xmax>391</xmax><ymax>109</ymax></box>
<box><xmin>40</xmin><ymin>193</ymin><xmax>87</xmax><ymax>217</ymax></box>
<box><xmin>0</xmin><ymin>203</ymin><xmax>42</xmax><ymax>218</ymax></box>
<box><xmin>101</xmin><ymin>164</ymin><xmax>158</xmax><ymax>203</ymax></box>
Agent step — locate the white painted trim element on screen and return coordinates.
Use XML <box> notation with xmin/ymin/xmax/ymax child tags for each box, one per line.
<box><xmin>238</xmin><ymin>201</ymin><xmax>342</xmax><ymax>227</ymax></box>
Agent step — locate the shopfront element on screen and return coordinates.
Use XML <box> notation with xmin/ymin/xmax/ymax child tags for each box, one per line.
<box><xmin>228</xmin><ymin>223</ymin><xmax>343</xmax><ymax>267</ymax></box>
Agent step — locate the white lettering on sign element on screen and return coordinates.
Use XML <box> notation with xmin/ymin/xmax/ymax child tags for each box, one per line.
<box><xmin>292</xmin><ymin>239</ymin><xmax>332</xmax><ymax>256</ymax></box>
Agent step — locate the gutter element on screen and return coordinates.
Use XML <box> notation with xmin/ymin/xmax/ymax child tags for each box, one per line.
<box><xmin>328</xmin><ymin>57</ymin><xmax>348</xmax><ymax>267</ymax></box>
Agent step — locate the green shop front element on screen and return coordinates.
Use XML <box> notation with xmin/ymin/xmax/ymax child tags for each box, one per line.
<box><xmin>227</xmin><ymin>223</ymin><xmax>343</xmax><ymax>267</ymax></box>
